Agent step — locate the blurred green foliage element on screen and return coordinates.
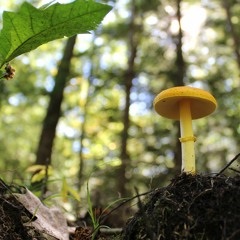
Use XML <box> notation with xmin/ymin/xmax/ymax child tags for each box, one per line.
<box><xmin>0</xmin><ymin>0</ymin><xmax>240</xmax><ymax>214</ymax></box>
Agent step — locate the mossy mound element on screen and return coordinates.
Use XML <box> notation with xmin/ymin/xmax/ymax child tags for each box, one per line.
<box><xmin>121</xmin><ymin>173</ymin><xmax>240</xmax><ymax>240</ymax></box>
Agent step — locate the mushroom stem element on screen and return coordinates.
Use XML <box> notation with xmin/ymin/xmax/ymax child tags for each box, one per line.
<box><xmin>179</xmin><ymin>99</ymin><xmax>196</xmax><ymax>173</ymax></box>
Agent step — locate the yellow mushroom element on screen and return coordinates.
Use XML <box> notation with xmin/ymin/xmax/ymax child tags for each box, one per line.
<box><xmin>153</xmin><ymin>86</ymin><xmax>217</xmax><ymax>174</ymax></box>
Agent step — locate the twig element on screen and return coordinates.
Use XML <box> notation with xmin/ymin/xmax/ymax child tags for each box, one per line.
<box><xmin>229</xmin><ymin>167</ymin><xmax>240</xmax><ymax>174</ymax></box>
<box><xmin>216</xmin><ymin>152</ymin><xmax>240</xmax><ymax>176</ymax></box>
<box><xmin>99</xmin><ymin>189</ymin><xmax>154</xmax><ymax>226</ymax></box>
<box><xmin>100</xmin><ymin>228</ymin><xmax>122</xmax><ymax>234</ymax></box>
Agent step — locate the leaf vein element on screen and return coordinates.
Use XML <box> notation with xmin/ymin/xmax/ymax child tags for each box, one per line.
<box><xmin>10</xmin><ymin>18</ymin><xmax>22</xmax><ymax>43</ymax></box>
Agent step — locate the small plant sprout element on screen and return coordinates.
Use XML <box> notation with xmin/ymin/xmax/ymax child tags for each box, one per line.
<box><xmin>153</xmin><ymin>86</ymin><xmax>217</xmax><ymax>174</ymax></box>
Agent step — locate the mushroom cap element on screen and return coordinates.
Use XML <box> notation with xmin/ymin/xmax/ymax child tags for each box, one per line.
<box><xmin>153</xmin><ymin>86</ymin><xmax>217</xmax><ymax>120</ymax></box>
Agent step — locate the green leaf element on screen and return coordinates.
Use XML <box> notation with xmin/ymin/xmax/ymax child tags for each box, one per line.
<box><xmin>67</xmin><ymin>185</ymin><xmax>81</xmax><ymax>202</ymax></box>
<box><xmin>0</xmin><ymin>0</ymin><xmax>112</xmax><ymax>67</ymax></box>
<box><xmin>26</xmin><ymin>165</ymin><xmax>53</xmax><ymax>183</ymax></box>
<box><xmin>31</xmin><ymin>169</ymin><xmax>46</xmax><ymax>183</ymax></box>
<box><xmin>25</xmin><ymin>164</ymin><xmax>52</xmax><ymax>173</ymax></box>
<box><xmin>61</xmin><ymin>177</ymin><xmax>80</xmax><ymax>202</ymax></box>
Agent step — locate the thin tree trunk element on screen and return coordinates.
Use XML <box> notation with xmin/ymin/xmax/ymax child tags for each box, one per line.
<box><xmin>35</xmin><ymin>36</ymin><xmax>77</xmax><ymax>165</ymax></box>
<box><xmin>75</xmin><ymin>75</ymin><xmax>91</xmax><ymax>216</ymax></box>
<box><xmin>77</xmin><ymin>75</ymin><xmax>92</xmax><ymax>191</ymax></box>
<box><xmin>78</xmin><ymin>100</ymin><xmax>87</xmax><ymax>190</ymax></box>
<box><xmin>117</xmin><ymin>0</ymin><xmax>137</xmax><ymax>197</ymax></box>
<box><xmin>173</xmin><ymin>0</ymin><xmax>185</xmax><ymax>174</ymax></box>
<box><xmin>77</xmin><ymin>34</ymin><xmax>97</xmax><ymax>192</ymax></box>
<box><xmin>222</xmin><ymin>0</ymin><xmax>240</xmax><ymax>76</ymax></box>
<box><xmin>175</xmin><ymin>0</ymin><xmax>185</xmax><ymax>86</ymax></box>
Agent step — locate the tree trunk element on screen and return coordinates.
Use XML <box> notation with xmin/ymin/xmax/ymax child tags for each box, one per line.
<box><xmin>77</xmin><ymin>74</ymin><xmax>93</xmax><ymax>192</ymax></box>
<box><xmin>175</xmin><ymin>0</ymin><xmax>185</xmax><ymax>86</ymax></box>
<box><xmin>77</xmin><ymin>34</ymin><xmax>98</xmax><ymax>192</ymax></box>
<box><xmin>35</xmin><ymin>36</ymin><xmax>77</xmax><ymax>165</ymax></box>
<box><xmin>173</xmin><ymin>0</ymin><xmax>185</xmax><ymax>174</ymax></box>
<box><xmin>222</xmin><ymin>0</ymin><xmax>240</xmax><ymax>77</ymax></box>
<box><xmin>117</xmin><ymin>0</ymin><xmax>137</xmax><ymax>197</ymax></box>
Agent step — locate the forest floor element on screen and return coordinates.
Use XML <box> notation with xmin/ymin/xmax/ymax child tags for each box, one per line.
<box><xmin>121</xmin><ymin>173</ymin><xmax>240</xmax><ymax>240</ymax></box>
<box><xmin>1</xmin><ymin>164</ymin><xmax>240</xmax><ymax>239</ymax></box>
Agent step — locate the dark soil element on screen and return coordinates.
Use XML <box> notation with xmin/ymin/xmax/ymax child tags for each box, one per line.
<box><xmin>121</xmin><ymin>173</ymin><xmax>240</xmax><ymax>240</ymax></box>
<box><xmin>0</xmin><ymin>180</ymin><xmax>34</xmax><ymax>240</ymax></box>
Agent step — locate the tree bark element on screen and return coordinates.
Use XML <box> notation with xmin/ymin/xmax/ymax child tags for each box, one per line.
<box><xmin>117</xmin><ymin>0</ymin><xmax>137</xmax><ymax>197</ymax></box>
<box><xmin>35</xmin><ymin>36</ymin><xmax>77</xmax><ymax>165</ymax></box>
<box><xmin>173</xmin><ymin>0</ymin><xmax>185</xmax><ymax>174</ymax></box>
